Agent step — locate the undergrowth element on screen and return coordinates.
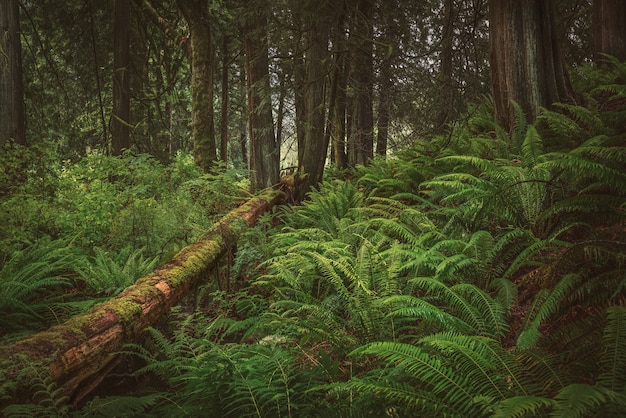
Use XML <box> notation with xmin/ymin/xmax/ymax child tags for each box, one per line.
<box><xmin>2</xmin><ymin>59</ymin><xmax>626</xmax><ymax>416</ymax></box>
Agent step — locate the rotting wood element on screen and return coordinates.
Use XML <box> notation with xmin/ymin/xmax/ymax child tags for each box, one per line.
<box><xmin>0</xmin><ymin>188</ymin><xmax>285</xmax><ymax>407</ymax></box>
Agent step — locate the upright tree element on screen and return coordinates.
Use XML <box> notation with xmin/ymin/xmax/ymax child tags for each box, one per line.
<box><xmin>176</xmin><ymin>0</ymin><xmax>218</xmax><ymax>173</ymax></box>
<box><xmin>296</xmin><ymin>0</ymin><xmax>331</xmax><ymax>198</ymax></box>
<box><xmin>347</xmin><ymin>0</ymin><xmax>374</xmax><ymax>166</ymax></box>
<box><xmin>242</xmin><ymin>0</ymin><xmax>279</xmax><ymax>191</ymax></box>
<box><xmin>0</xmin><ymin>0</ymin><xmax>26</xmax><ymax>146</ymax></box>
<box><xmin>593</xmin><ymin>0</ymin><xmax>626</xmax><ymax>62</ymax></box>
<box><xmin>489</xmin><ymin>0</ymin><xmax>572</xmax><ymax>135</ymax></box>
<box><xmin>111</xmin><ymin>0</ymin><xmax>131</xmax><ymax>155</ymax></box>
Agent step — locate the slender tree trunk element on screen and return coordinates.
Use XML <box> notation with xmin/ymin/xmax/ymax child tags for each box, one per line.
<box><xmin>296</xmin><ymin>2</ymin><xmax>330</xmax><ymax>199</ymax></box>
<box><xmin>0</xmin><ymin>0</ymin><xmax>26</xmax><ymax>146</ymax></box>
<box><xmin>489</xmin><ymin>0</ymin><xmax>572</xmax><ymax>135</ymax></box>
<box><xmin>243</xmin><ymin>2</ymin><xmax>279</xmax><ymax>191</ymax></box>
<box><xmin>347</xmin><ymin>0</ymin><xmax>374</xmax><ymax>167</ymax></box>
<box><xmin>177</xmin><ymin>0</ymin><xmax>217</xmax><ymax>173</ymax></box>
<box><xmin>329</xmin><ymin>6</ymin><xmax>348</xmax><ymax>169</ymax></box>
<box><xmin>111</xmin><ymin>0</ymin><xmax>131</xmax><ymax>155</ymax></box>
<box><xmin>593</xmin><ymin>0</ymin><xmax>626</xmax><ymax>62</ymax></box>
<box><xmin>375</xmin><ymin>76</ymin><xmax>390</xmax><ymax>156</ymax></box>
<box><xmin>220</xmin><ymin>35</ymin><xmax>229</xmax><ymax>163</ymax></box>
<box><xmin>239</xmin><ymin>57</ymin><xmax>248</xmax><ymax>168</ymax></box>
<box><xmin>434</xmin><ymin>0</ymin><xmax>456</xmax><ymax>131</ymax></box>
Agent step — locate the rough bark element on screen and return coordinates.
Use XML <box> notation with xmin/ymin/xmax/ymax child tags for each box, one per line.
<box><xmin>177</xmin><ymin>0</ymin><xmax>217</xmax><ymax>173</ymax></box>
<box><xmin>296</xmin><ymin>2</ymin><xmax>330</xmax><ymax>200</ymax></box>
<box><xmin>347</xmin><ymin>0</ymin><xmax>374</xmax><ymax>167</ymax></box>
<box><xmin>331</xmin><ymin>14</ymin><xmax>348</xmax><ymax>169</ymax></box>
<box><xmin>111</xmin><ymin>0</ymin><xmax>131</xmax><ymax>155</ymax></box>
<box><xmin>0</xmin><ymin>188</ymin><xmax>285</xmax><ymax>407</ymax></box>
<box><xmin>489</xmin><ymin>0</ymin><xmax>572</xmax><ymax>134</ymax></box>
<box><xmin>593</xmin><ymin>0</ymin><xmax>626</xmax><ymax>62</ymax></box>
<box><xmin>220</xmin><ymin>35</ymin><xmax>229</xmax><ymax>163</ymax></box>
<box><xmin>0</xmin><ymin>0</ymin><xmax>26</xmax><ymax>146</ymax></box>
<box><xmin>243</xmin><ymin>2</ymin><xmax>280</xmax><ymax>192</ymax></box>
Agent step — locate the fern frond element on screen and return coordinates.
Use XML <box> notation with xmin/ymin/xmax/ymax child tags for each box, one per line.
<box><xmin>382</xmin><ymin>295</ymin><xmax>475</xmax><ymax>335</ymax></box>
<box><xmin>493</xmin><ymin>396</ymin><xmax>555</xmax><ymax>418</ymax></box>
<box><xmin>552</xmin><ymin>383</ymin><xmax>620</xmax><ymax>418</ymax></box>
<box><xmin>520</xmin><ymin>125</ymin><xmax>544</xmax><ymax>169</ymax></box>
<box><xmin>421</xmin><ymin>332</ymin><xmax>528</xmax><ymax>397</ymax></box>
<box><xmin>352</xmin><ymin>341</ymin><xmax>483</xmax><ymax>416</ymax></box>
<box><xmin>410</xmin><ymin>278</ymin><xmax>506</xmax><ymax>338</ymax></box>
<box><xmin>517</xmin><ymin>274</ymin><xmax>581</xmax><ymax>350</ymax></box>
<box><xmin>598</xmin><ymin>306</ymin><xmax>626</xmax><ymax>392</ymax></box>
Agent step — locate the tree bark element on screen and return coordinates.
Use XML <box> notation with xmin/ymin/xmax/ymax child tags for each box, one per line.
<box><xmin>347</xmin><ymin>0</ymin><xmax>374</xmax><ymax>167</ymax></box>
<box><xmin>176</xmin><ymin>0</ymin><xmax>217</xmax><ymax>173</ymax></box>
<box><xmin>434</xmin><ymin>0</ymin><xmax>456</xmax><ymax>131</ymax></box>
<box><xmin>489</xmin><ymin>0</ymin><xmax>572</xmax><ymax>135</ymax></box>
<box><xmin>220</xmin><ymin>35</ymin><xmax>229</xmax><ymax>163</ymax></box>
<box><xmin>593</xmin><ymin>0</ymin><xmax>626</xmax><ymax>62</ymax></box>
<box><xmin>0</xmin><ymin>0</ymin><xmax>26</xmax><ymax>146</ymax></box>
<box><xmin>296</xmin><ymin>1</ymin><xmax>330</xmax><ymax>200</ymax></box>
<box><xmin>243</xmin><ymin>2</ymin><xmax>280</xmax><ymax>192</ymax></box>
<box><xmin>111</xmin><ymin>0</ymin><xmax>131</xmax><ymax>155</ymax></box>
<box><xmin>0</xmin><ymin>188</ymin><xmax>285</xmax><ymax>407</ymax></box>
<box><xmin>331</xmin><ymin>13</ymin><xmax>348</xmax><ymax>169</ymax></box>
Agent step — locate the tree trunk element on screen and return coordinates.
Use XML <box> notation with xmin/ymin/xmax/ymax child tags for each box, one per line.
<box><xmin>177</xmin><ymin>0</ymin><xmax>217</xmax><ymax>173</ymax></box>
<box><xmin>593</xmin><ymin>0</ymin><xmax>626</xmax><ymax>62</ymax></box>
<box><xmin>347</xmin><ymin>0</ymin><xmax>374</xmax><ymax>167</ymax></box>
<box><xmin>111</xmin><ymin>0</ymin><xmax>131</xmax><ymax>155</ymax></box>
<box><xmin>239</xmin><ymin>56</ymin><xmax>248</xmax><ymax>168</ymax></box>
<box><xmin>0</xmin><ymin>0</ymin><xmax>26</xmax><ymax>146</ymax></box>
<box><xmin>434</xmin><ymin>0</ymin><xmax>456</xmax><ymax>131</ymax></box>
<box><xmin>220</xmin><ymin>35</ymin><xmax>229</xmax><ymax>163</ymax></box>
<box><xmin>296</xmin><ymin>2</ymin><xmax>330</xmax><ymax>200</ymax></box>
<box><xmin>0</xmin><ymin>188</ymin><xmax>285</xmax><ymax>407</ymax></box>
<box><xmin>243</xmin><ymin>2</ymin><xmax>280</xmax><ymax>192</ymax></box>
<box><xmin>331</xmin><ymin>12</ymin><xmax>348</xmax><ymax>169</ymax></box>
<box><xmin>489</xmin><ymin>0</ymin><xmax>572</xmax><ymax>135</ymax></box>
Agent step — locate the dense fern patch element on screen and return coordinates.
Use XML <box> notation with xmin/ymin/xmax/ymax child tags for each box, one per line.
<box><xmin>2</xmin><ymin>61</ymin><xmax>625</xmax><ymax>417</ymax></box>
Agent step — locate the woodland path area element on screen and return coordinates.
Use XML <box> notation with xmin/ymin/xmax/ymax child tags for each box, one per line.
<box><xmin>0</xmin><ymin>188</ymin><xmax>285</xmax><ymax>407</ymax></box>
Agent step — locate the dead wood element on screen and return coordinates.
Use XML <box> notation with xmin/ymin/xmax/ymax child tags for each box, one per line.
<box><xmin>0</xmin><ymin>188</ymin><xmax>284</xmax><ymax>406</ymax></box>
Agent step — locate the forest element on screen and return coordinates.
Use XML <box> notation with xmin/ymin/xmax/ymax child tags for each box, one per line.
<box><xmin>0</xmin><ymin>0</ymin><xmax>625</xmax><ymax>416</ymax></box>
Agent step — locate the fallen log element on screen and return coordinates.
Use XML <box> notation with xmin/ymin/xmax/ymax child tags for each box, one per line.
<box><xmin>0</xmin><ymin>188</ymin><xmax>284</xmax><ymax>406</ymax></box>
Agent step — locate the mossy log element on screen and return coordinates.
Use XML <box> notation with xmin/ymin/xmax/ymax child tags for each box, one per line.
<box><xmin>0</xmin><ymin>188</ymin><xmax>284</xmax><ymax>406</ymax></box>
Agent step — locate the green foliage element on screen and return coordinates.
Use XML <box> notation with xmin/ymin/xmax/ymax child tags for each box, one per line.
<box><xmin>76</xmin><ymin>246</ymin><xmax>160</xmax><ymax>296</ymax></box>
<box><xmin>2</xmin><ymin>369</ymin><xmax>70</xmax><ymax>417</ymax></box>
<box><xmin>0</xmin><ymin>237</ymin><xmax>81</xmax><ymax>336</ymax></box>
<box><xmin>3</xmin><ymin>53</ymin><xmax>626</xmax><ymax>418</ymax></box>
<box><xmin>123</xmin><ymin>316</ymin><xmax>331</xmax><ymax>417</ymax></box>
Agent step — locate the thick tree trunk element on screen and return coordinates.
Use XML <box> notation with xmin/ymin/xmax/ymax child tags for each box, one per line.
<box><xmin>111</xmin><ymin>0</ymin><xmax>131</xmax><ymax>155</ymax></box>
<box><xmin>593</xmin><ymin>0</ymin><xmax>626</xmax><ymax>62</ymax></box>
<box><xmin>177</xmin><ymin>0</ymin><xmax>218</xmax><ymax>173</ymax></box>
<box><xmin>0</xmin><ymin>188</ymin><xmax>285</xmax><ymax>407</ymax></box>
<box><xmin>0</xmin><ymin>0</ymin><xmax>26</xmax><ymax>146</ymax></box>
<box><xmin>243</xmin><ymin>2</ymin><xmax>280</xmax><ymax>192</ymax></box>
<box><xmin>296</xmin><ymin>2</ymin><xmax>330</xmax><ymax>200</ymax></box>
<box><xmin>489</xmin><ymin>0</ymin><xmax>572</xmax><ymax>135</ymax></box>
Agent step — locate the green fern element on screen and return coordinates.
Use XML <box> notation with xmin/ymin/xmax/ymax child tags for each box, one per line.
<box><xmin>598</xmin><ymin>306</ymin><xmax>626</xmax><ymax>392</ymax></box>
<box><xmin>409</xmin><ymin>278</ymin><xmax>508</xmax><ymax>339</ymax></box>
<box><xmin>76</xmin><ymin>246</ymin><xmax>160</xmax><ymax>296</ymax></box>
<box><xmin>349</xmin><ymin>332</ymin><xmax>535</xmax><ymax>417</ymax></box>
<box><xmin>0</xmin><ymin>237</ymin><xmax>80</xmax><ymax>335</ymax></box>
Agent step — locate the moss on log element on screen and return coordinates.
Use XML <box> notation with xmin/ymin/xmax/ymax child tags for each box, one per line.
<box><xmin>0</xmin><ymin>188</ymin><xmax>284</xmax><ymax>406</ymax></box>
